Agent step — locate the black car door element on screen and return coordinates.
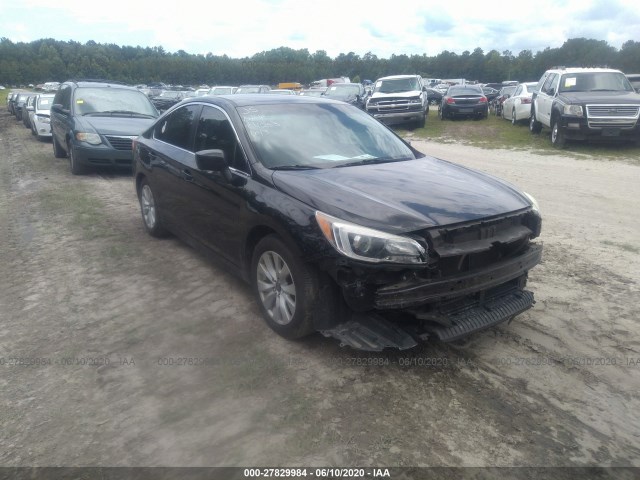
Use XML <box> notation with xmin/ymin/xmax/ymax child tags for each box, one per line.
<box><xmin>146</xmin><ymin>104</ymin><xmax>202</xmax><ymax>233</ymax></box>
<box><xmin>187</xmin><ymin>105</ymin><xmax>251</xmax><ymax>265</ymax></box>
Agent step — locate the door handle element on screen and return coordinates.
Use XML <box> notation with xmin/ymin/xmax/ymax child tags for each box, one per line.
<box><xmin>181</xmin><ymin>168</ymin><xmax>194</xmax><ymax>182</ymax></box>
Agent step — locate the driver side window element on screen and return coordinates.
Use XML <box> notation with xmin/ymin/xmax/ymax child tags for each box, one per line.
<box><xmin>196</xmin><ymin>106</ymin><xmax>249</xmax><ymax>173</ymax></box>
<box><xmin>154</xmin><ymin>105</ymin><xmax>200</xmax><ymax>151</ymax></box>
<box><xmin>542</xmin><ymin>74</ymin><xmax>557</xmax><ymax>95</ymax></box>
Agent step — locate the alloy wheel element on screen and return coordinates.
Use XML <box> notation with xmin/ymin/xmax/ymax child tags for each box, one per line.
<box><xmin>256</xmin><ymin>251</ymin><xmax>296</xmax><ymax>325</ymax></box>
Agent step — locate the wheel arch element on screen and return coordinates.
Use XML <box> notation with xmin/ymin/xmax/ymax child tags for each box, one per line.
<box><xmin>243</xmin><ymin>223</ymin><xmax>305</xmax><ymax>282</ymax></box>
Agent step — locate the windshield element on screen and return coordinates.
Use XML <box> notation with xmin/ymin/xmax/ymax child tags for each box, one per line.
<box><xmin>448</xmin><ymin>86</ymin><xmax>482</xmax><ymax>96</ymax></box>
<box><xmin>73</xmin><ymin>87</ymin><xmax>158</xmax><ymax>116</ymax></box>
<box><xmin>500</xmin><ymin>86</ymin><xmax>517</xmax><ymax>96</ymax></box>
<box><xmin>37</xmin><ymin>96</ymin><xmax>54</xmax><ymax>109</ymax></box>
<box><xmin>559</xmin><ymin>72</ymin><xmax>634</xmax><ymax>93</ymax></box>
<box><xmin>236</xmin><ymin>86</ymin><xmax>261</xmax><ymax>94</ymax></box>
<box><xmin>375</xmin><ymin>78</ymin><xmax>421</xmax><ymax>94</ymax></box>
<box><xmin>324</xmin><ymin>85</ymin><xmax>361</xmax><ymax>100</ymax></box>
<box><xmin>159</xmin><ymin>91</ymin><xmax>182</xmax><ymax>99</ymax></box>
<box><xmin>210</xmin><ymin>87</ymin><xmax>234</xmax><ymax>95</ymax></box>
<box><xmin>237</xmin><ymin>103</ymin><xmax>416</xmax><ymax>169</ymax></box>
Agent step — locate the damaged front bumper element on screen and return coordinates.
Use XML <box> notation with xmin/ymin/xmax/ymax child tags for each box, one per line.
<box><xmin>322</xmin><ymin>244</ymin><xmax>543</xmax><ymax>351</ymax></box>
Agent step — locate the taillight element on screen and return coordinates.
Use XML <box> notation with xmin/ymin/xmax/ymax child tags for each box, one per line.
<box><xmin>522</xmin><ymin>97</ymin><xmax>532</xmax><ymax>104</ymax></box>
<box><xmin>479</xmin><ymin>96</ymin><xmax>488</xmax><ymax>103</ymax></box>
<box><xmin>446</xmin><ymin>97</ymin><xmax>455</xmax><ymax>104</ymax></box>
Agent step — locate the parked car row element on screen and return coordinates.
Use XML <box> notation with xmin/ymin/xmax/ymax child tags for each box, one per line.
<box><xmin>6</xmin><ymin>90</ymin><xmax>56</xmax><ymax>139</ymax></box>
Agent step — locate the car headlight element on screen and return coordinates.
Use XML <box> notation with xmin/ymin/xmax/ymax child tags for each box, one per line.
<box><xmin>75</xmin><ymin>132</ymin><xmax>102</xmax><ymax>145</ymax></box>
<box><xmin>408</xmin><ymin>98</ymin><xmax>422</xmax><ymax>104</ymax></box>
<box><xmin>36</xmin><ymin>115</ymin><xmax>50</xmax><ymax>123</ymax></box>
<box><xmin>563</xmin><ymin>104</ymin><xmax>583</xmax><ymax>117</ymax></box>
<box><xmin>315</xmin><ymin>211</ymin><xmax>426</xmax><ymax>264</ymax></box>
<box><xmin>523</xmin><ymin>192</ymin><xmax>540</xmax><ymax>214</ymax></box>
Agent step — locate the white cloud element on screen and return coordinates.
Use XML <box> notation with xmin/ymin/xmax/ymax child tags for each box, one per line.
<box><xmin>5</xmin><ymin>0</ymin><xmax>640</xmax><ymax>58</ymax></box>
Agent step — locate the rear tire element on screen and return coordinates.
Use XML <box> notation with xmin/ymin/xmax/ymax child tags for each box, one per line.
<box><xmin>529</xmin><ymin>108</ymin><xmax>542</xmax><ymax>134</ymax></box>
<box><xmin>511</xmin><ymin>108</ymin><xmax>517</xmax><ymax>125</ymax></box>
<box><xmin>138</xmin><ymin>179</ymin><xmax>169</xmax><ymax>237</ymax></box>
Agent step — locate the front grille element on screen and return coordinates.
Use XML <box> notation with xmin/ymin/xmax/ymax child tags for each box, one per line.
<box><xmin>586</xmin><ymin>105</ymin><xmax>639</xmax><ymax>117</ymax></box>
<box><xmin>424</xmin><ymin>211</ymin><xmax>540</xmax><ymax>277</ymax></box>
<box><xmin>586</xmin><ymin>104</ymin><xmax>639</xmax><ymax>129</ymax></box>
<box><xmin>105</xmin><ymin>135</ymin><xmax>135</xmax><ymax>151</ymax></box>
<box><xmin>371</xmin><ymin>98</ymin><xmax>421</xmax><ymax>113</ymax></box>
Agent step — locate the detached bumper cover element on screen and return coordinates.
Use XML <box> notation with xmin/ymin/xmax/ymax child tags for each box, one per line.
<box><xmin>375</xmin><ymin>244</ymin><xmax>542</xmax><ymax>309</ymax></box>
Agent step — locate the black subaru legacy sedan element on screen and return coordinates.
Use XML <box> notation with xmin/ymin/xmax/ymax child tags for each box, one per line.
<box><xmin>133</xmin><ymin>95</ymin><xmax>542</xmax><ymax>351</ymax></box>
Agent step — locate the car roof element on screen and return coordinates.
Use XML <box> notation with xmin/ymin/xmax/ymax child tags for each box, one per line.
<box><xmin>65</xmin><ymin>80</ymin><xmax>138</xmax><ymax>90</ymax></box>
<box><xmin>377</xmin><ymin>75</ymin><xmax>420</xmax><ymax>81</ymax></box>
<box><xmin>177</xmin><ymin>94</ymin><xmax>345</xmax><ymax>108</ymax></box>
<box><xmin>549</xmin><ymin>67</ymin><xmax>623</xmax><ymax>75</ymax></box>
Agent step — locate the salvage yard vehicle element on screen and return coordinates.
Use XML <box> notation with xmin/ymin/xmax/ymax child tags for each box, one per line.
<box><xmin>439</xmin><ymin>84</ymin><xmax>489</xmax><ymax>120</ymax></box>
<box><xmin>50</xmin><ymin>80</ymin><xmax>159</xmax><ymax>174</ymax></box>
<box><xmin>529</xmin><ymin>67</ymin><xmax>640</xmax><ymax>147</ymax></box>
<box><xmin>502</xmin><ymin>82</ymin><xmax>537</xmax><ymax>125</ymax></box>
<box><xmin>27</xmin><ymin>93</ymin><xmax>55</xmax><ymax>139</ymax></box>
<box><xmin>322</xmin><ymin>82</ymin><xmax>367</xmax><ymax>109</ymax></box>
<box><xmin>133</xmin><ymin>95</ymin><xmax>542</xmax><ymax>351</ymax></box>
<box><xmin>366</xmin><ymin>75</ymin><xmax>429</xmax><ymax>128</ymax></box>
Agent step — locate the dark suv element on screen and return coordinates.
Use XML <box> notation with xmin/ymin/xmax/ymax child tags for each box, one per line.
<box><xmin>529</xmin><ymin>67</ymin><xmax>640</xmax><ymax>147</ymax></box>
<box><xmin>50</xmin><ymin>80</ymin><xmax>159</xmax><ymax>174</ymax></box>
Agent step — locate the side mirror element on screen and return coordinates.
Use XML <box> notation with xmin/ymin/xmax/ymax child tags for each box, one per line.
<box><xmin>196</xmin><ymin>149</ymin><xmax>227</xmax><ymax>172</ymax></box>
<box><xmin>51</xmin><ymin>104</ymin><xmax>69</xmax><ymax>115</ymax></box>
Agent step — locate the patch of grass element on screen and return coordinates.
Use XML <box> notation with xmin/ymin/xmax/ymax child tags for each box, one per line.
<box><xmin>38</xmin><ymin>186</ymin><xmax>112</xmax><ymax>240</ymax></box>
<box><xmin>601</xmin><ymin>240</ymin><xmax>640</xmax><ymax>254</ymax></box>
<box><xmin>407</xmin><ymin>109</ymin><xmax>640</xmax><ymax>163</ymax></box>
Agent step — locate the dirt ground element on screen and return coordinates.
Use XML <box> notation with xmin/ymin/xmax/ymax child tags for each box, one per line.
<box><xmin>1</xmin><ymin>110</ymin><xmax>639</xmax><ymax>469</ymax></box>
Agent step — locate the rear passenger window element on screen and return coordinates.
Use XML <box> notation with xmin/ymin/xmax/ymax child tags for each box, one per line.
<box><xmin>154</xmin><ymin>105</ymin><xmax>200</xmax><ymax>151</ymax></box>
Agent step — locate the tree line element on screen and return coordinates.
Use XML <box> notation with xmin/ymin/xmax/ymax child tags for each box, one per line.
<box><xmin>1</xmin><ymin>37</ymin><xmax>639</xmax><ymax>87</ymax></box>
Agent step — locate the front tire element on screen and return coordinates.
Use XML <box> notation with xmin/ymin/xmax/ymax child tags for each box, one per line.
<box><xmin>68</xmin><ymin>143</ymin><xmax>87</xmax><ymax>175</ymax></box>
<box><xmin>52</xmin><ymin>135</ymin><xmax>66</xmax><ymax>158</ymax></box>
<box><xmin>251</xmin><ymin>235</ymin><xmax>334</xmax><ymax>339</ymax></box>
<box><xmin>551</xmin><ymin>119</ymin><xmax>566</xmax><ymax>148</ymax></box>
<box><xmin>529</xmin><ymin>108</ymin><xmax>542</xmax><ymax>134</ymax></box>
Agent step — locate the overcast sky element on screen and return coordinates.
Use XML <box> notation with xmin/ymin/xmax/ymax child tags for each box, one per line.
<box><xmin>2</xmin><ymin>0</ymin><xmax>639</xmax><ymax>59</ymax></box>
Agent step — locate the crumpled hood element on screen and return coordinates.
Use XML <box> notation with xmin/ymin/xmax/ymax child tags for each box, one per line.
<box><xmin>559</xmin><ymin>91</ymin><xmax>640</xmax><ymax>105</ymax></box>
<box><xmin>76</xmin><ymin>116</ymin><xmax>156</xmax><ymax>136</ymax></box>
<box><xmin>272</xmin><ymin>156</ymin><xmax>532</xmax><ymax>234</ymax></box>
